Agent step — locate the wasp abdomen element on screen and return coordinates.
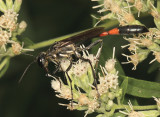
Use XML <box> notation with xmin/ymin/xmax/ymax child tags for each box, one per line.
<box><xmin>118</xmin><ymin>25</ymin><xmax>149</xmax><ymax>35</ymax></box>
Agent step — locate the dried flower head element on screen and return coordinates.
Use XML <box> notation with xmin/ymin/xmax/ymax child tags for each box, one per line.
<box><xmin>92</xmin><ymin>0</ymin><xmax>138</xmax><ymax>26</ymax></box>
<box><xmin>84</xmin><ymin>98</ymin><xmax>100</xmax><ymax>117</ymax></box>
<box><xmin>51</xmin><ymin>77</ymin><xmax>72</xmax><ymax>100</ymax></box>
<box><xmin>11</xmin><ymin>42</ymin><xmax>22</xmax><ymax>55</ymax></box>
<box><xmin>78</xmin><ymin>94</ymin><xmax>89</xmax><ymax>106</ymax></box>
<box><xmin>150</xmin><ymin>1</ymin><xmax>160</xmax><ymax>21</ymax></box>
<box><xmin>153</xmin><ymin>96</ymin><xmax>160</xmax><ymax>109</ymax></box>
<box><xmin>120</xmin><ymin>100</ymin><xmax>144</xmax><ymax>117</ymax></box>
<box><xmin>122</xmin><ymin>53</ymin><xmax>139</xmax><ymax>70</ymax></box>
<box><xmin>140</xmin><ymin>38</ymin><xmax>153</xmax><ymax>47</ymax></box>
<box><xmin>0</xmin><ymin>28</ymin><xmax>11</xmax><ymax>47</ymax></box>
<box><xmin>150</xmin><ymin>51</ymin><xmax>160</xmax><ymax>64</ymax></box>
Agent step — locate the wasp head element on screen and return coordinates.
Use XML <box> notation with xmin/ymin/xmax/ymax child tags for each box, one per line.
<box><xmin>37</xmin><ymin>52</ymin><xmax>48</xmax><ymax>68</ymax></box>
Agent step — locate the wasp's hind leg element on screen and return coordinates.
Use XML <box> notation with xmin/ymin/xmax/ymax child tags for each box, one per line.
<box><xmin>76</xmin><ymin>53</ymin><xmax>100</xmax><ymax>98</ymax></box>
<box><xmin>82</xmin><ymin>39</ymin><xmax>103</xmax><ymax>71</ymax></box>
<box><xmin>64</xmin><ymin>60</ymin><xmax>74</xmax><ymax>109</ymax></box>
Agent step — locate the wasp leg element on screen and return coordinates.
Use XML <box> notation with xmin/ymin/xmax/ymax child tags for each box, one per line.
<box><xmin>53</xmin><ymin>62</ymin><xmax>61</xmax><ymax>74</ymax></box>
<box><xmin>43</xmin><ymin>64</ymin><xmax>63</xmax><ymax>88</ymax></box>
<box><xmin>81</xmin><ymin>39</ymin><xmax>103</xmax><ymax>72</ymax></box>
<box><xmin>64</xmin><ymin>60</ymin><xmax>74</xmax><ymax>109</ymax></box>
<box><xmin>84</xmin><ymin>39</ymin><xmax>103</xmax><ymax>51</ymax></box>
<box><xmin>76</xmin><ymin>54</ymin><xmax>100</xmax><ymax>98</ymax></box>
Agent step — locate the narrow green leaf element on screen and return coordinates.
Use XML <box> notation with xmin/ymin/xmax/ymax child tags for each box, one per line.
<box><xmin>120</xmin><ymin>77</ymin><xmax>128</xmax><ymax>103</ymax></box>
<box><xmin>0</xmin><ymin>57</ymin><xmax>10</xmax><ymax>78</ymax></box>
<box><xmin>0</xmin><ymin>59</ymin><xmax>10</xmax><ymax>78</ymax></box>
<box><xmin>0</xmin><ymin>0</ymin><xmax>7</xmax><ymax>12</ymax></box>
<box><xmin>120</xmin><ymin>75</ymin><xmax>160</xmax><ymax>98</ymax></box>
<box><xmin>6</xmin><ymin>0</ymin><xmax>13</xmax><ymax>9</ymax></box>
<box><xmin>14</xmin><ymin>0</ymin><xmax>22</xmax><ymax>12</ymax></box>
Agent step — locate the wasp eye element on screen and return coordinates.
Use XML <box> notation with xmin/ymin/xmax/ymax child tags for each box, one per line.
<box><xmin>37</xmin><ymin>57</ymin><xmax>44</xmax><ymax>68</ymax></box>
<box><xmin>37</xmin><ymin>52</ymin><xmax>47</xmax><ymax>68</ymax></box>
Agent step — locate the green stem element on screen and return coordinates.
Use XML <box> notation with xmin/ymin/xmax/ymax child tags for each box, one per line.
<box><xmin>104</xmin><ymin>104</ymin><xmax>157</xmax><ymax>116</ymax></box>
<box><xmin>157</xmin><ymin>0</ymin><xmax>160</xmax><ymax>12</ymax></box>
<box><xmin>115</xmin><ymin>104</ymin><xmax>157</xmax><ymax>110</ymax></box>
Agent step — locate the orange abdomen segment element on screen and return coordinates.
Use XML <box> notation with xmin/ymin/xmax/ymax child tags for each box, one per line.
<box><xmin>108</xmin><ymin>28</ymin><xmax>119</xmax><ymax>35</ymax></box>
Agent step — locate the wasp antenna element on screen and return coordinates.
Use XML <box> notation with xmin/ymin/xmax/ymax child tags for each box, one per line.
<box><xmin>18</xmin><ymin>61</ymin><xmax>35</xmax><ymax>83</ymax></box>
<box><xmin>22</xmin><ymin>53</ymin><xmax>35</xmax><ymax>58</ymax></box>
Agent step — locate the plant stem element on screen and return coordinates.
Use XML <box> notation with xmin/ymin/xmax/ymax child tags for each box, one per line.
<box><xmin>104</xmin><ymin>104</ymin><xmax>157</xmax><ymax>116</ymax></box>
<box><xmin>115</xmin><ymin>104</ymin><xmax>157</xmax><ymax>110</ymax></box>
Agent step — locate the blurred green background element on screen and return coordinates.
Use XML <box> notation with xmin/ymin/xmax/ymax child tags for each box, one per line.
<box><xmin>0</xmin><ymin>0</ymin><xmax>159</xmax><ymax>117</ymax></box>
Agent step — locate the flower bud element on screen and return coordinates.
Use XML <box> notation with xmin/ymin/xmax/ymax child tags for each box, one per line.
<box><xmin>105</xmin><ymin>59</ymin><xmax>116</xmax><ymax>73</ymax></box>
<box><xmin>105</xmin><ymin>100</ymin><xmax>113</xmax><ymax>111</ymax></box>
<box><xmin>108</xmin><ymin>92</ymin><xmax>115</xmax><ymax>100</ymax></box>
<box><xmin>100</xmin><ymin>93</ymin><xmax>109</xmax><ymax>103</ymax></box>
<box><xmin>18</xmin><ymin>21</ymin><xmax>27</xmax><ymax>35</ymax></box>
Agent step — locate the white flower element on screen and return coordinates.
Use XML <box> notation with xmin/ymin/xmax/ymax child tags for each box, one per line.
<box><xmin>51</xmin><ymin>78</ymin><xmax>61</xmax><ymax>92</ymax></box>
<box><xmin>120</xmin><ymin>100</ymin><xmax>144</xmax><ymax>117</ymax></box>
<box><xmin>0</xmin><ymin>9</ymin><xmax>18</xmax><ymax>32</ymax></box>
<box><xmin>105</xmin><ymin>47</ymin><xmax>116</xmax><ymax>72</ymax></box>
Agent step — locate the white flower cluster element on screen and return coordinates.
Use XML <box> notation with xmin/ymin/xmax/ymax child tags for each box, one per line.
<box><xmin>0</xmin><ymin>0</ymin><xmax>33</xmax><ymax>56</ymax></box>
<box><xmin>0</xmin><ymin>9</ymin><xmax>17</xmax><ymax>51</ymax></box>
<box><xmin>51</xmin><ymin>46</ymin><xmax>120</xmax><ymax>117</ymax></box>
<box><xmin>98</xmin><ymin>47</ymin><xmax>119</xmax><ymax>95</ymax></box>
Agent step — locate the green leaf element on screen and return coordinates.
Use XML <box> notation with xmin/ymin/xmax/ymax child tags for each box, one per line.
<box><xmin>120</xmin><ymin>75</ymin><xmax>160</xmax><ymax>98</ymax></box>
<box><xmin>0</xmin><ymin>0</ymin><xmax>7</xmax><ymax>12</ymax></box>
<box><xmin>6</xmin><ymin>0</ymin><xmax>13</xmax><ymax>9</ymax></box>
<box><xmin>112</xmin><ymin>112</ymin><xmax>126</xmax><ymax>117</ymax></box>
<box><xmin>98</xmin><ymin>38</ymin><xmax>125</xmax><ymax>75</ymax></box>
<box><xmin>20</xmin><ymin>37</ymin><xmax>35</xmax><ymax>47</ymax></box>
<box><xmin>0</xmin><ymin>57</ymin><xmax>10</xmax><ymax>78</ymax></box>
<box><xmin>147</xmin><ymin>61</ymin><xmax>160</xmax><ymax>74</ymax></box>
<box><xmin>120</xmin><ymin>77</ymin><xmax>128</xmax><ymax>103</ymax></box>
<box><xmin>14</xmin><ymin>0</ymin><xmax>22</xmax><ymax>12</ymax></box>
<box><xmin>122</xmin><ymin>96</ymin><xmax>139</xmax><ymax>105</ymax></box>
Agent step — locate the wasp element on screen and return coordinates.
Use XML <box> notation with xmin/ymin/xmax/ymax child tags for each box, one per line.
<box><xmin>20</xmin><ymin>25</ymin><xmax>149</xmax><ymax>106</ymax></box>
<box><xmin>37</xmin><ymin>25</ymin><xmax>148</xmax><ymax>77</ymax></box>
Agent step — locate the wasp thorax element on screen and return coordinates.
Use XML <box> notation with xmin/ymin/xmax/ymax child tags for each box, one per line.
<box><xmin>37</xmin><ymin>52</ymin><xmax>48</xmax><ymax>68</ymax></box>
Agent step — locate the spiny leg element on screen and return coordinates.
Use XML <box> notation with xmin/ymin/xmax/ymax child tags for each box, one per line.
<box><xmin>52</xmin><ymin>62</ymin><xmax>61</xmax><ymax>74</ymax></box>
<box><xmin>82</xmin><ymin>39</ymin><xmax>103</xmax><ymax>71</ymax></box>
<box><xmin>45</xmin><ymin>66</ymin><xmax>63</xmax><ymax>88</ymax></box>
<box><xmin>64</xmin><ymin>59</ymin><xmax>74</xmax><ymax>109</ymax></box>
<box><xmin>76</xmin><ymin>54</ymin><xmax>100</xmax><ymax>98</ymax></box>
